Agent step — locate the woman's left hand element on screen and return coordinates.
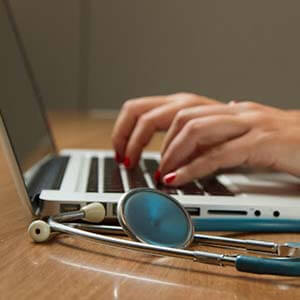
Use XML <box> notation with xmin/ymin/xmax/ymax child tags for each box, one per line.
<box><xmin>159</xmin><ymin>101</ymin><xmax>300</xmax><ymax>186</ymax></box>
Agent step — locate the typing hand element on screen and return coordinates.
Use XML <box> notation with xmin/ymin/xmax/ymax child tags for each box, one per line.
<box><xmin>112</xmin><ymin>93</ymin><xmax>221</xmax><ymax>168</ymax></box>
<box><xmin>159</xmin><ymin>101</ymin><xmax>300</xmax><ymax>186</ymax></box>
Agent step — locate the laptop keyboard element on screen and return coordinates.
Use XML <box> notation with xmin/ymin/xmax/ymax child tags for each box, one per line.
<box><xmin>28</xmin><ymin>155</ymin><xmax>70</xmax><ymax>198</ymax></box>
<box><xmin>28</xmin><ymin>155</ymin><xmax>234</xmax><ymax>197</ymax></box>
<box><xmin>100</xmin><ymin>157</ymin><xmax>233</xmax><ymax>196</ymax></box>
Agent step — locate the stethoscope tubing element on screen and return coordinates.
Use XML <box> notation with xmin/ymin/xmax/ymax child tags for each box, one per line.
<box><xmin>49</xmin><ymin>218</ymin><xmax>300</xmax><ymax>276</ymax></box>
<box><xmin>65</xmin><ymin>223</ymin><xmax>296</xmax><ymax>257</ymax></box>
<box><xmin>50</xmin><ymin>218</ymin><xmax>235</xmax><ymax>266</ymax></box>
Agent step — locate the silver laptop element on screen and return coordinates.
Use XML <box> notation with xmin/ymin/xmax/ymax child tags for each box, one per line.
<box><xmin>2</xmin><ymin>0</ymin><xmax>300</xmax><ymax>232</ymax></box>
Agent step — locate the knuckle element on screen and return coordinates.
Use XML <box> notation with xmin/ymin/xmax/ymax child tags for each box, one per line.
<box><xmin>240</xmin><ymin>101</ymin><xmax>260</xmax><ymax>110</ymax></box>
<box><xmin>169</xmin><ymin>92</ymin><xmax>198</xmax><ymax>101</ymax></box>
<box><xmin>247</xmin><ymin>111</ymin><xmax>274</xmax><ymax>127</ymax></box>
<box><xmin>174</xmin><ymin>110</ymin><xmax>190</xmax><ymax>128</ymax></box>
<box><xmin>174</xmin><ymin>92</ymin><xmax>193</xmax><ymax>97</ymax></box>
<box><xmin>138</xmin><ymin>113</ymin><xmax>151</xmax><ymax>127</ymax></box>
<box><xmin>185</xmin><ymin>119</ymin><xmax>200</xmax><ymax>136</ymax></box>
<box><xmin>254</xmin><ymin>131</ymin><xmax>275</xmax><ymax>147</ymax></box>
<box><xmin>255</xmin><ymin>112</ymin><xmax>269</xmax><ymax>124</ymax></box>
<box><xmin>122</xmin><ymin>99</ymin><xmax>138</xmax><ymax>111</ymax></box>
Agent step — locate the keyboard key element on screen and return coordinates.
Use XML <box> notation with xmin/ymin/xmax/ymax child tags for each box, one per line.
<box><xmin>180</xmin><ymin>182</ymin><xmax>204</xmax><ymax>195</ymax></box>
<box><xmin>144</xmin><ymin>159</ymin><xmax>159</xmax><ymax>174</ymax></box>
<box><xmin>51</xmin><ymin>156</ymin><xmax>70</xmax><ymax>189</ymax></box>
<box><xmin>87</xmin><ymin>157</ymin><xmax>98</xmax><ymax>192</ymax></box>
<box><xmin>199</xmin><ymin>176</ymin><xmax>234</xmax><ymax>196</ymax></box>
<box><xmin>104</xmin><ymin>158</ymin><xmax>124</xmax><ymax>193</ymax></box>
<box><xmin>144</xmin><ymin>158</ymin><xmax>160</xmax><ymax>182</ymax></box>
<box><xmin>127</xmin><ymin>166</ymin><xmax>148</xmax><ymax>189</ymax></box>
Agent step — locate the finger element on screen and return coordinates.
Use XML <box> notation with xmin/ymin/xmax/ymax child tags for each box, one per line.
<box><xmin>161</xmin><ymin>104</ymin><xmax>239</xmax><ymax>155</ymax></box>
<box><xmin>111</xmin><ymin>96</ymin><xmax>169</xmax><ymax>160</ymax></box>
<box><xmin>159</xmin><ymin>115</ymin><xmax>249</xmax><ymax>176</ymax></box>
<box><xmin>122</xmin><ymin>95</ymin><xmax>222</xmax><ymax>168</ymax></box>
<box><xmin>123</xmin><ymin>101</ymin><xmax>192</xmax><ymax>168</ymax></box>
<box><xmin>112</xmin><ymin>93</ymin><xmax>221</xmax><ymax>161</ymax></box>
<box><xmin>166</xmin><ymin>92</ymin><xmax>220</xmax><ymax>106</ymax></box>
<box><xmin>162</xmin><ymin>133</ymin><xmax>252</xmax><ymax>186</ymax></box>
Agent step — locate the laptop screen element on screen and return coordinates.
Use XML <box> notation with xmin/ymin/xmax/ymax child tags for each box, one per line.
<box><xmin>0</xmin><ymin>0</ymin><xmax>55</xmax><ymax>175</ymax></box>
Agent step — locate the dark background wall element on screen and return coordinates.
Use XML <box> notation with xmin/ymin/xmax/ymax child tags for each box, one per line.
<box><xmin>9</xmin><ymin>0</ymin><xmax>300</xmax><ymax>110</ymax></box>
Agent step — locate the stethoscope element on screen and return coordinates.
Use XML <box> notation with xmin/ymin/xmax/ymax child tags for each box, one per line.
<box><xmin>28</xmin><ymin>188</ymin><xmax>300</xmax><ymax>276</ymax></box>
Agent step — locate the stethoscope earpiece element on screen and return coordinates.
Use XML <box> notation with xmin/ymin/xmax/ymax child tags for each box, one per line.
<box><xmin>28</xmin><ymin>220</ymin><xmax>51</xmax><ymax>242</ymax></box>
<box><xmin>28</xmin><ymin>202</ymin><xmax>105</xmax><ymax>242</ymax></box>
<box><xmin>81</xmin><ymin>202</ymin><xmax>105</xmax><ymax>223</ymax></box>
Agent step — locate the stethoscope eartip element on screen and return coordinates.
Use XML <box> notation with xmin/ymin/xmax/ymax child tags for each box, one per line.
<box><xmin>28</xmin><ymin>220</ymin><xmax>51</xmax><ymax>242</ymax></box>
<box><xmin>81</xmin><ymin>202</ymin><xmax>106</xmax><ymax>223</ymax></box>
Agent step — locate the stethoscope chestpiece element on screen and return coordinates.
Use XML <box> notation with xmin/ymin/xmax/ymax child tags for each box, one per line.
<box><xmin>117</xmin><ymin>188</ymin><xmax>194</xmax><ymax>248</ymax></box>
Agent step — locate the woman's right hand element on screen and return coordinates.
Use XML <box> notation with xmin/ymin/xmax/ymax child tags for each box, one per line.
<box><xmin>112</xmin><ymin>92</ymin><xmax>222</xmax><ymax>168</ymax></box>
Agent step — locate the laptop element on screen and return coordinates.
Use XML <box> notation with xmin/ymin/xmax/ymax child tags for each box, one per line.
<box><xmin>2</xmin><ymin>0</ymin><xmax>300</xmax><ymax>232</ymax></box>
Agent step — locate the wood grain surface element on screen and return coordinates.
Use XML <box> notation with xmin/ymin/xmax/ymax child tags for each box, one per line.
<box><xmin>0</xmin><ymin>110</ymin><xmax>299</xmax><ymax>300</ymax></box>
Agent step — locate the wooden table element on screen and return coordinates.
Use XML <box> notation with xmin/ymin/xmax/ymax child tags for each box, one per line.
<box><xmin>1</xmin><ymin>111</ymin><xmax>300</xmax><ymax>300</ymax></box>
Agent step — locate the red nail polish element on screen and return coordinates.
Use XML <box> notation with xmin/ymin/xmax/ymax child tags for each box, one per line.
<box><xmin>115</xmin><ymin>152</ymin><xmax>122</xmax><ymax>163</ymax></box>
<box><xmin>123</xmin><ymin>157</ymin><xmax>131</xmax><ymax>168</ymax></box>
<box><xmin>164</xmin><ymin>172</ymin><xmax>176</xmax><ymax>184</ymax></box>
<box><xmin>154</xmin><ymin>170</ymin><xmax>161</xmax><ymax>182</ymax></box>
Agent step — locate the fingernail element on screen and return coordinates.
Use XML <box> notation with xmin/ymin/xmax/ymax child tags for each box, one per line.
<box><xmin>163</xmin><ymin>172</ymin><xmax>176</xmax><ymax>184</ymax></box>
<box><xmin>115</xmin><ymin>152</ymin><xmax>122</xmax><ymax>163</ymax></box>
<box><xmin>154</xmin><ymin>170</ymin><xmax>161</xmax><ymax>182</ymax></box>
<box><xmin>123</xmin><ymin>156</ymin><xmax>131</xmax><ymax>168</ymax></box>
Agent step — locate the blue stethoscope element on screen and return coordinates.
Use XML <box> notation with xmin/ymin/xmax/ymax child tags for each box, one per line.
<box><xmin>28</xmin><ymin>188</ymin><xmax>300</xmax><ymax>276</ymax></box>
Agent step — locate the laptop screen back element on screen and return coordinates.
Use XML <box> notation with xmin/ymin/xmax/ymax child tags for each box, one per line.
<box><xmin>0</xmin><ymin>0</ymin><xmax>55</xmax><ymax>175</ymax></box>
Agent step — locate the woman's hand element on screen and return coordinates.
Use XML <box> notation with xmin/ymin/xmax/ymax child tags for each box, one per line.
<box><xmin>159</xmin><ymin>101</ymin><xmax>300</xmax><ymax>186</ymax></box>
<box><xmin>112</xmin><ymin>93</ymin><xmax>221</xmax><ymax>167</ymax></box>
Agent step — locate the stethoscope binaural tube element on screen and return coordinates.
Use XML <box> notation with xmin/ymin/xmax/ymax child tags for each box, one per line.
<box><xmin>28</xmin><ymin>188</ymin><xmax>300</xmax><ymax>276</ymax></box>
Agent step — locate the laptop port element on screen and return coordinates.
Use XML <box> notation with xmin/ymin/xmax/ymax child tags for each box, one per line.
<box><xmin>112</xmin><ymin>203</ymin><xmax>118</xmax><ymax>216</ymax></box>
<box><xmin>185</xmin><ymin>207</ymin><xmax>200</xmax><ymax>216</ymax></box>
<box><xmin>273</xmin><ymin>210</ymin><xmax>280</xmax><ymax>217</ymax></box>
<box><xmin>60</xmin><ymin>204</ymin><xmax>81</xmax><ymax>213</ymax></box>
<box><xmin>254</xmin><ymin>210</ymin><xmax>261</xmax><ymax>217</ymax></box>
<box><xmin>208</xmin><ymin>209</ymin><xmax>247</xmax><ymax>216</ymax></box>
